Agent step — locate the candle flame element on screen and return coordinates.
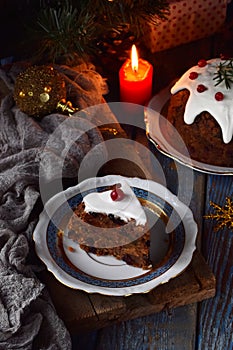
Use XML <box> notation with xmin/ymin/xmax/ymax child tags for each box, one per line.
<box><xmin>131</xmin><ymin>45</ymin><xmax>138</xmax><ymax>73</ymax></box>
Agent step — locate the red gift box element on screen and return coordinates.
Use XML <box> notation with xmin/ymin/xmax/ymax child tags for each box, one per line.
<box><xmin>143</xmin><ymin>0</ymin><xmax>228</xmax><ymax>53</ymax></box>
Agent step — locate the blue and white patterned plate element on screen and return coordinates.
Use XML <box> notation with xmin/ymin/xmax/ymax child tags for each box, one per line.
<box><xmin>33</xmin><ymin>175</ymin><xmax>198</xmax><ymax>296</ymax></box>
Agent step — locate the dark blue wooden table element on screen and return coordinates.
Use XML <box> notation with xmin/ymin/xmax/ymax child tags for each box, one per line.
<box><xmin>70</xmin><ymin>132</ymin><xmax>232</xmax><ymax>349</ymax></box>
<box><xmin>70</xmin><ymin>22</ymin><xmax>233</xmax><ymax>349</ymax></box>
<box><xmin>0</xmin><ymin>3</ymin><xmax>232</xmax><ymax>349</ymax></box>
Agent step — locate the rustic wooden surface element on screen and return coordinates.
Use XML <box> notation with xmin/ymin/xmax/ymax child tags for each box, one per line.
<box><xmin>40</xmin><ymin>248</ymin><xmax>215</xmax><ymax>335</ymax></box>
<box><xmin>0</xmin><ymin>46</ymin><xmax>216</xmax><ymax>346</ymax></box>
<box><xmin>196</xmin><ymin>175</ymin><xmax>233</xmax><ymax>350</ymax></box>
<box><xmin>71</xmin><ymin>18</ymin><xmax>233</xmax><ymax>350</ymax></box>
<box><xmin>1</xmin><ymin>9</ymin><xmax>233</xmax><ymax>349</ymax></box>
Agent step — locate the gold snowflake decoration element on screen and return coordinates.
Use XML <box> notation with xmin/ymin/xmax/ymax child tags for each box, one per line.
<box><xmin>204</xmin><ymin>197</ymin><xmax>233</xmax><ymax>232</ymax></box>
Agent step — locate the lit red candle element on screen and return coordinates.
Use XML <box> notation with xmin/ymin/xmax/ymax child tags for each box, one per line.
<box><xmin>119</xmin><ymin>45</ymin><xmax>153</xmax><ymax>105</ymax></box>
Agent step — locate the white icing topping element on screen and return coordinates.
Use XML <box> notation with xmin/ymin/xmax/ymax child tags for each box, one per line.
<box><xmin>83</xmin><ymin>180</ymin><xmax>147</xmax><ymax>226</ymax></box>
<box><xmin>171</xmin><ymin>58</ymin><xmax>233</xmax><ymax>144</ymax></box>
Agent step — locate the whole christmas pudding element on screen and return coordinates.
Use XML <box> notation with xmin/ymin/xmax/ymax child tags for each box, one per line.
<box><xmin>164</xmin><ymin>57</ymin><xmax>233</xmax><ymax>167</ymax></box>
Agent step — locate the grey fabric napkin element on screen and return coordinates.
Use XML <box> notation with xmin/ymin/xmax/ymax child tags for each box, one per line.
<box><xmin>0</xmin><ymin>61</ymin><xmax>114</xmax><ymax>349</ymax></box>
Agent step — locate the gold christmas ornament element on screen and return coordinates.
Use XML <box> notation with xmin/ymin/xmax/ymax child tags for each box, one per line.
<box><xmin>14</xmin><ymin>65</ymin><xmax>78</xmax><ymax>117</ymax></box>
<box><xmin>204</xmin><ymin>197</ymin><xmax>233</xmax><ymax>232</ymax></box>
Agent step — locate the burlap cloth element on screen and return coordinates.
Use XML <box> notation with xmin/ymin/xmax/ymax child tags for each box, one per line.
<box><xmin>0</xmin><ymin>61</ymin><xmax>122</xmax><ymax>349</ymax></box>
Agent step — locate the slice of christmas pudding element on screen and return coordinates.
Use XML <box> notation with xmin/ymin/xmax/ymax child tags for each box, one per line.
<box><xmin>67</xmin><ymin>180</ymin><xmax>152</xmax><ymax>269</ymax></box>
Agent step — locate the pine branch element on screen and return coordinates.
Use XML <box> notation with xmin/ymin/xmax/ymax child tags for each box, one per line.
<box><xmin>88</xmin><ymin>0</ymin><xmax>170</xmax><ymax>37</ymax></box>
<box><xmin>24</xmin><ymin>0</ymin><xmax>170</xmax><ymax>63</ymax></box>
<box><xmin>32</xmin><ymin>0</ymin><xmax>99</xmax><ymax>62</ymax></box>
<box><xmin>213</xmin><ymin>59</ymin><xmax>233</xmax><ymax>89</ymax></box>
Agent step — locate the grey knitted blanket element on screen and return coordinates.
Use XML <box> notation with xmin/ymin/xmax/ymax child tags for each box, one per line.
<box><xmin>0</xmin><ymin>61</ymin><xmax>116</xmax><ymax>349</ymax></box>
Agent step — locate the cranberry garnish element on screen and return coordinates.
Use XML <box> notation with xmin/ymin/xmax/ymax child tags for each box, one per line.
<box><xmin>198</xmin><ymin>59</ymin><xmax>207</xmax><ymax>67</ymax></box>
<box><xmin>189</xmin><ymin>72</ymin><xmax>198</xmax><ymax>80</ymax></box>
<box><xmin>215</xmin><ymin>92</ymin><xmax>224</xmax><ymax>101</ymax></box>
<box><xmin>197</xmin><ymin>84</ymin><xmax>207</xmax><ymax>93</ymax></box>
<box><xmin>110</xmin><ymin>188</ymin><xmax>124</xmax><ymax>201</ymax></box>
<box><xmin>110</xmin><ymin>189</ymin><xmax>118</xmax><ymax>200</ymax></box>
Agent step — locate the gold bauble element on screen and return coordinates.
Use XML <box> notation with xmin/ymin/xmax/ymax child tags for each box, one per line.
<box><xmin>14</xmin><ymin>65</ymin><xmax>66</xmax><ymax>117</ymax></box>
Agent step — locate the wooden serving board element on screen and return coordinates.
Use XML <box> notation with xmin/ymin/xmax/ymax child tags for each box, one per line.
<box><xmin>39</xmin><ymin>249</ymin><xmax>215</xmax><ymax>334</ymax></box>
